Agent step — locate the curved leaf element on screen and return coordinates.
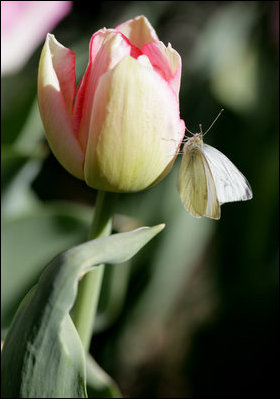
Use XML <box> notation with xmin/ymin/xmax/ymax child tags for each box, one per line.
<box><xmin>1</xmin><ymin>202</ymin><xmax>91</xmax><ymax>329</ymax></box>
<box><xmin>86</xmin><ymin>354</ymin><xmax>122</xmax><ymax>398</ymax></box>
<box><xmin>1</xmin><ymin>224</ymin><xmax>164</xmax><ymax>398</ymax></box>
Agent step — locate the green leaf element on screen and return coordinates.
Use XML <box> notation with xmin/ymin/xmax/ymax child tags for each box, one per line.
<box><xmin>86</xmin><ymin>354</ymin><xmax>122</xmax><ymax>398</ymax></box>
<box><xmin>1</xmin><ymin>224</ymin><xmax>164</xmax><ymax>398</ymax></box>
<box><xmin>1</xmin><ymin>202</ymin><xmax>91</xmax><ymax>329</ymax></box>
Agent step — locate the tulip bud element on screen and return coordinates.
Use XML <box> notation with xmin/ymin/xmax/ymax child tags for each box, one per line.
<box><xmin>38</xmin><ymin>15</ymin><xmax>185</xmax><ymax>192</ymax></box>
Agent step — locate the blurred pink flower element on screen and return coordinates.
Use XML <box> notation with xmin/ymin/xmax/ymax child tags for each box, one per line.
<box><xmin>1</xmin><ymin>1</ymin><xmax>72</xmax><ymax>75</ymax></box>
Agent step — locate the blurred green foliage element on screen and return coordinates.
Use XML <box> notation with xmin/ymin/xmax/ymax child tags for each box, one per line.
<box><xmin>1</xmin><ymin>1</ymin><xmax>278</xmax><ymax>397</ymax></box>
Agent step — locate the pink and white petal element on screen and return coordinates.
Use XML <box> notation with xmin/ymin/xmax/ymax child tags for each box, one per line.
<box><xmin>38</xmin><ymin>34</ymin><xmax>84</xmax><ymax>179</ymax></box>
<box><xmin>115</xmin><ymin>15</ymin><xmax>158</xmax><ymax>49</ymax></box>
<box><xmin>141</xmin><ymin>41</ymin><xmax>182</xmax><ymax>98</ymax></box>
<box><xmin>45</xmin><ymin>33</ymin><xmax>76</xmax><ymax>115</ymax></box>
<box><xmin>84</xmin><ymin>55</ymin><xmax>185</xmax><ymax>192</ymax></box>
<box><xmin>72</xmin><ymin>29</ymin><xmax>113</xmax><ymax>139</ymax></box>
<box><xmin>73</xmin><ymin>30</ymin><xmax>131</xmax><ymax>151</ymax></box>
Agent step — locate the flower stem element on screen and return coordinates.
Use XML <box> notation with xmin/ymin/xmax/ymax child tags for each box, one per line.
<box><xmin>72</xmin><ymin>190</ymin><xmax>118</xmax><ymax>352</ymax></box>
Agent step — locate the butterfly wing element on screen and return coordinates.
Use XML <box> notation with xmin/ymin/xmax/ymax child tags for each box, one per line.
<box><xmin>202</xmin><ymin>144</ymin><xmax>253</xmax><ymax>204</ymax></box>
<box><xmin>203</xmin><ymin>153</ymin><xmax>221</xmax><ymax>219</ymax></box>
<box><xmin>177</xmin><ymin>144</ymin><xmax>220</xmax><ymax>219</ymax></box>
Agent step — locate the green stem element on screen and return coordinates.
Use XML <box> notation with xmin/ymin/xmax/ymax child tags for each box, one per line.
<box><xmin>72</xmin><ymin>191</ymin><xmax>118</xmax><ymax>352</ymax></box>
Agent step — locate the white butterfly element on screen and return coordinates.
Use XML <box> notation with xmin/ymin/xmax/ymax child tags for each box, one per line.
<box><xmin>177</xmin><ymin>111</ymin><xmax>253</xmax><ymax>219</ymax></box>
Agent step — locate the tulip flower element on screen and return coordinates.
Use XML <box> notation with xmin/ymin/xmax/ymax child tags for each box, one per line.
<box><xmin>38</xmin><ymin>15</ymin><xmax>185</xmax><ymax>192</ymax></box>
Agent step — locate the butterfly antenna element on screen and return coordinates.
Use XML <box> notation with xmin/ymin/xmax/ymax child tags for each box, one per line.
<box><xmin>203</xmin><ymin>109</ymin><xmax>224</xmax><ymax>136</ymax></box>
<box><xmin>185</xmin><ymin>126</ymin><xmax>195</xmax><ymax>136</ymax></box>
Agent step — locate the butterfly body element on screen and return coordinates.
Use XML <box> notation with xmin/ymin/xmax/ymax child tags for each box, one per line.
<box><xmin>178</xmin><ymin>133</ymin><xmax>252</xmax><ymax>219</ymax></box>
